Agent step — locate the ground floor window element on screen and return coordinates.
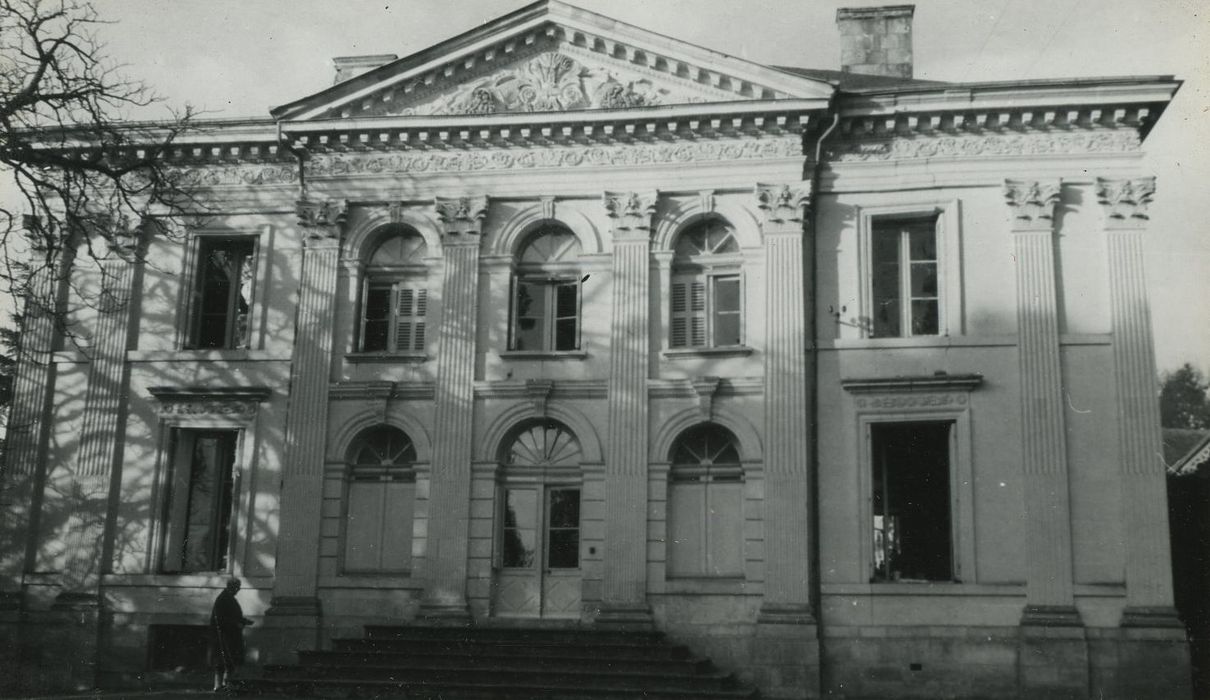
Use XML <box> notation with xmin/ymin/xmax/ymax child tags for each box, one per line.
<box><xmin>343</xmin><ymin>426</ymin><xmax>417</xmax><ymax>573</ymax></box>
<box><xmin>667</xmin><ymin>423</ymin><xmax>744</xmax><ymax>578</ymax></box>
<box><xmin>870</xmin><ymin>421</ymin><xmax>953</xmax><ymax>582</ymax></box>
<box><xmin>160</xmin><ymin>430</ymin><xmax>238</xmax><ymax>573</ymax></box>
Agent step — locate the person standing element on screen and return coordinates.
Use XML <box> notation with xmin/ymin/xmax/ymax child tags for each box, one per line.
<box><xmin>209</xmin><ymin>578</ymin><xmax>253</xmax><ymax>692</ymax></box>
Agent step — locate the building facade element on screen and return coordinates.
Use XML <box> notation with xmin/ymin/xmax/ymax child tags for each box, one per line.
<box><xmin>0</xmin><ymin>3</ymin><xmax>1191</xmax><ymax>698</ymax></box>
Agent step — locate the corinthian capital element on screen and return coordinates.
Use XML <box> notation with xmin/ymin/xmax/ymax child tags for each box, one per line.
<box><xmin>755</xmin><ymin>182</ymin><xmax>810</xmax><ymax>225</ymax></box>
<box><xmin>296</xmin><ymin>198</ymin><xmax>348</xmax><ymax>241</ymax></box>
<box><xmin>1096</xmin><ymin>177</ymin><xmax>1155</xmax><ymax>226</ymax></box>
<box><xmin>1003</xmin><ymin>179</ymin><xmax>1061</xmax><ymax>231</ymax></box>
<box><xmin>603</xmin><ymin>191</ymin><xmax>657</xmax><ymax>236</ymax></box>
<box><xmin>435</xmin><ymin>195</ymin><xmax>488</xmax><ymax>237</ymax></box>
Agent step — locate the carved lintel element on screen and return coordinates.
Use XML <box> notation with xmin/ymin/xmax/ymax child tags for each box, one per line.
<box><xmin>526</xmin><ymin>379</ymin><xmax>555</xmax><ymax>417</ymax></box>
<box><xmin>1096</xmin><ymin>176</ymin><xmax>1155</xmax><ymax>227</ymax></box>
<box><xmin>691</xmin><ymin>376</ymin><xmax>722</xmax><ymax>420</ymax></box>
<box><xmin>755</xmin><ymin>183</ymin><xmax>810</xmax><ymax>225</ymax></box>
<box><xmin>296</xmin><ymin>198</ymin><xmax>349</xmax><ymax>241</ymax></box>
<box><xmin>698</xmin><ymin>190</ymin><xmax>715</xmax><ymax>214</ymax></box>
<box><xmin>540</xmin><ymin>196</ymin><xmax>556</xmax><ymax>221</ymax></box>
<box><xmin>435</xmin><ymin>195</ymin><xmax>488</xmax><ymax>238</ymax></box>
<box><xmin>1003</xmin><ymin>179</ymin><xmax>1061</xmax><ymax>231</ymax></box>
<box><xmin>603</xmin><ymin>190</ymin><xmax>657</xmax><ymax>234</ymax></box>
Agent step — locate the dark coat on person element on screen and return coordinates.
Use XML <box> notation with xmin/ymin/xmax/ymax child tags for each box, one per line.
<box><xmin>208</xmin><ymin>588</ymin><xmax>248</xmax><ymax>672</ymax></box>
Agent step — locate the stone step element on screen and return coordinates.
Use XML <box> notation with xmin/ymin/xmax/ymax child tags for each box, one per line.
<box><xmin>234</xmin><ymin>676</ymin><xmax>759</xmax><ymax>700</ymax></box>
<box><xmin>364</xmin><ymin>623</ymin><xmax>666</xmax><ymax>646</ymax></box>
<box><xmin>332</xmin><ymin>635</ymin><xmax>692</xmax><ymax>659</ymax></box>
<box><xmin>296</xmin><ymin>648</ymin><xmax>711</xmax><ymax>675</ymax></box>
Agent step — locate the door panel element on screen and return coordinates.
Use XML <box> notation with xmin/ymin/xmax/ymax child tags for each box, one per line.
<box><xmin>491</xmin><ymin>486</ymin><xmax>582</xmax><ymax>618</ymax></box>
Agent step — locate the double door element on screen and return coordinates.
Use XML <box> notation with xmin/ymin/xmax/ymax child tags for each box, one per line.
<box><xmin>492</xmin><ymin>485</ymin><xmax>581</xmax><ymax>618</ymax></box>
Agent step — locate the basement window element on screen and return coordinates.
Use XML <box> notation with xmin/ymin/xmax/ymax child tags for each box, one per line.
<box><xmin>870</xmin><ymin>421</ymin><xmax>954</xmax><ymax>582</ymax></box>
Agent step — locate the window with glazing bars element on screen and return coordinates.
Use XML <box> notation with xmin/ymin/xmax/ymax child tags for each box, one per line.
<box><xmin>870</xmin><ymin>218</ymin><xmax>939</xmax><ymax>338</ymax></box>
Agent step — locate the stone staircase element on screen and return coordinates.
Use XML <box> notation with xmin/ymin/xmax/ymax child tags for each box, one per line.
<box><xmin>234</xmin><ymin>623</ymin><xmax>758</xmax><ymax>699</ymax></box>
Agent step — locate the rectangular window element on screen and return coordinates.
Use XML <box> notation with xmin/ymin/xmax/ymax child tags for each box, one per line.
<box><xmin>160</xmin><ymin>430</ymin><xmax>238</xmax><ymax>574</ymax></box>
<box><xmin>360</xmin><ymin>283</ymin><xmax>426</xmax><ymax>353</ymax></box>
<box><xmin>512</xmin><ymin>279</ymin><xmax>579</xmax><ymax>351</ymax></box>
<box><xmin>190</xmin><ymin>238</ymin><xmax>256</xmax><ymax>349</ymax></box>
<box><xmin>670</xmin><ymin>274</ymin><xmax>742</xmax><ymax>349</ymax></box>
<box><xmin>668</xmin><ymin>467</ymin><xmax>744</xmax><ymax>577</ymax></box>
<box><xmin>870</xmin><ymin>421</ymin><xmax>953</xmax><ymax>582</ymax></box>
<box><xmin>870</xmin><ymin>219</ymin><xmax>939</xmax><ymax>338</ymax></box>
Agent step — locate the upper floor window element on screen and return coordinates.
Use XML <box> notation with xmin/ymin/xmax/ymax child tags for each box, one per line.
<box><xmin>344</xmin><ymin>425</ymin><xmax>417</xmax><ymax>573</ymax></box>
<box><xmin>870</xmin><ymin>217</ymin><xmax>939</xmax><ymax>338</ymax></box>
<box><xmin>510</xmin><ymin>227</ymin><xmax>582</xmax><ymax>352</ymax></box>
<box><xmin>189</xmin><ymin>238</ymin><xmax>255</xmax><ymax>349</ymax></box>
<box><xmin>359</xmin><ymin>228</ymin><xmax>428</xmax><ymax>353</ymax></box>
<box><xmin>670</xmin><ymin>218</ymin><xmax>743</xmax><ymax>349</ymax></box>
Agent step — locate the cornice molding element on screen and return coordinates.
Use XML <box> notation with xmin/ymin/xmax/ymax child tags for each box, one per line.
<box><xmin>328</xmin><ymin>381</ymin><xmax>436</xmax><ymax>401</ymax></box>
<box><xmin>648</xmin><ymin>377</ymin><xmax>764</xmax><ymax>399</ymax></box>
<box><xmin>840</xmin><ymin>374</ymin><xmax>984</xmax><ymax>394</ymax></box>
<box><xmin>473</xmin><ymin>379</ymin><xmax>607</xmax><ymax>400</ymax></box>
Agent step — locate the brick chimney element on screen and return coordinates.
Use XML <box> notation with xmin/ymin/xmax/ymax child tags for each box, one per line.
<box><xmin>332</xmin><ymin>54</ymin><xmax>398</xmax><ymax>84</ymax></box>
<box><xmin>835</xmin><ymin>5</ymin><xmax>914</xmax><ymax>79</ymax></box>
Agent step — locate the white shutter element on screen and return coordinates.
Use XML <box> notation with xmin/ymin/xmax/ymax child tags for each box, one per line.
<box><xmin>393</xmin><ymin>286</ymin><xmax>427</xmax><ymax>352</ymax></box>
<box><xmin>689</xmin><ymin>281</ymin><xmax>706</xmax><ymax>347</ymax></box>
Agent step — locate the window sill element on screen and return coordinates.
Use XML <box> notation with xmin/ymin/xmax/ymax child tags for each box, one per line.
<box><xmin>346</xmin><ymin>352</ymin><xmax>428</xmax><ymax>364</ymax></box>
<box><xmin>128</xmin><ymin>349</ymin><xmax>289</xmax><ymax>362</ymax></box>
<box><xmin>499</xmin><ymin>350</ymin><xmax>588</xmax><ymax>360</ymax></box>
<box><xmin>662</xmin><ymin>346</ymin><xmax>754</xmax><ymax>359</ymax></box>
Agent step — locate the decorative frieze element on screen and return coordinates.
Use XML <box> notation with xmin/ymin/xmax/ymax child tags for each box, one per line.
<box><xmin>170</xmin><ymin>164</ymin><xmax>297</xmax><ymax>188</ymax></box>
<box><xmin>828</xmin><ymin>130</ymin><xmax>1140</xmax><ymax>162</ymax></box>
<box><xmin>1096</xmin><ymin>176</ymin><xmax>1155</xmax><ymax>225</ymax></box>
<box><xmin>306</xmin><ymin>137</ymin><xmax>802</xmax><ymax>178</ymax></box>
<box><xmin>1003</xmin><ymin>179</ymin><xmax>1061</xmax><ymax>231</ymax></box>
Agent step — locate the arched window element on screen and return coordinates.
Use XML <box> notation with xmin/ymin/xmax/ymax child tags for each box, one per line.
<box><xmin>343</xmin><ymin>426</ymin><xmax>417</xmax><ymax>573</ymax></box>
<box><xmin>667</xmin><ymin>423</ymin><xmax>744</xmax><ymax>578</ymax></box>
<box><xmin>670</xmin><ymin>218</ymin><xmax>743</xmax><ymax>349</ymax></box>
<box><xmin>358</xmin><ymin>226</ymin><xmax>429</xmax><ymax>353</ymax></box>
<box><xmin>510</xmin><ymin>226</ymin><xmax>582</xmax><ymax>352</ymax></box>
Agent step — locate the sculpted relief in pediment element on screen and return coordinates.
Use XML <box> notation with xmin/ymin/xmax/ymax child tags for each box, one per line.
<box><xmin>391</xmin><ymin>51</ymin><xmax>702</xmax><ymax>117</ymax></box>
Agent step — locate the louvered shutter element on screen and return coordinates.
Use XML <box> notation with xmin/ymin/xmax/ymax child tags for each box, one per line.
<box><xmin>670</xmin><ymin>282</ymin><xmax>688</xmax><ymax>348</ymax></box>
<box><xmin>689</xmin><ymin>281</ymin><xmax>706</xmax><ymax>346</ymax></box>
<box><xmin>670</xmin><ymin>278</ymin><xmax>707</xmax><ymax>348</ymax></box>
<box><xmin>394</xmin><ymin>286</ymin><xmax>427</xmax><ymax>352</ymax></box>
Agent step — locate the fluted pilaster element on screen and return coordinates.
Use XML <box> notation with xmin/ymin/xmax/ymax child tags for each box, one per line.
<box><xmin>1097</xmin><ymin>177</ymin><xmax>1179</xmax><ymax>624</ymax></box>
<box><xmin>0</xmin><ymin>240</ymin><xmax>61</xmax><ymax>591</ymax></box>
<box><xmin>421</xmin><ymin>195</ymin><xmax>486</xmax><ymax>618</ymax></box>
<box><xmin>270</xmin><ymin>199</ymin><xmax>346</xmax><ymax>613</ymax></box>
<box><xmin>755</xmin><ymin>183</ymin><xmax>815</xmax><ymax>624</ymax></box>
<box><xmin>1003</xmin><ymin>179</ymin><xmax>1079</xmax><ymax>624</ymax></box>
<box><xmin>598</xmin><ymin>191</ymin><xmax>655</xmax><ymax>623</ymax></box>
<box><xmin>59</xmin><ymin>229</ymin><xmax>142</xmax><ymax>595</ymax></box>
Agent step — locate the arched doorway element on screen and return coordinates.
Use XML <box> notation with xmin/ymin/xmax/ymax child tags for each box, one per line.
<box><xmin>491</xmin><ymin>419</ymin><xmax>583</xmax><ymax>619</ymax></box>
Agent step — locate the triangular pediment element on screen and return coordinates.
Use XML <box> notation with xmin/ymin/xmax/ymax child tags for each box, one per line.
<box><xmin>272</xmin><ymin>1</ymin><xmax>833</xmax><ymax>122</ymax></box>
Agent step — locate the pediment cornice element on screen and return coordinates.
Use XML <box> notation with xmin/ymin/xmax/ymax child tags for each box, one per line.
<box><xmin>272</xmin><ymin>3</ymin><xmax>833</xmax><ymax>122</ymax></box>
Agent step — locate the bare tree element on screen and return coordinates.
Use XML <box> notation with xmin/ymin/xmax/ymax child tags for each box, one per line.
<box><xmin>0</xmin><ymin>0</ymin><xmax>197</xmax><ymax>334</ymax></box>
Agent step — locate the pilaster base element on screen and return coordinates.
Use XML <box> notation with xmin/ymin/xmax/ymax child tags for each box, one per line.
<box><xmin>261</xmin><ymin>596</ymin><xmax>321</xmax><ymax>665</ymax></box>
<box><xmin>418</xmin><ymin>601</ymin><xmax>472</xmax><ymax>625</ymax></box>
<box><xmin>753</xmin><ymin>617</ymin><xmax>821</xmax><ymax>699</ymax></box>
<box><xmin>1021</xmin><ymin>604</ymin><xmax>1083</xmax><ymax>627</ymax></box>
<box><xmin>1018</xmin><ymin>619</ymin><xmax>1089</xmax><ymax>700</ymax></box>
<box><xmin>1120</xmin><ymin>605</ymin><xmax>1184</xmax><ymax>628</ymax></box>
<box><xmin>15</xmin><ymin>593</ymin><xmax>106</xmax><ymax>693</ymax></box>
<box><xmin>594</xmin><ymin>602</ymin><xmax>653</xmax><ymax>629</ymax></box>
<box><xmin>757</xmin><ymin>602</ymin><xmax>817</xmax><ymax>626</ymax></box>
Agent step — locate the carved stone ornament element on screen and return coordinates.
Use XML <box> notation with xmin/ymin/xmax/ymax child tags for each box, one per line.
<box><xmin>306</xmin><ymin>138</ymin><xmax>801</xmax><ymax>179</ymax></box>
<box><xmin>169</xmin><ymin>164</ymin><xmax>298</xmax><ymax>188</ymax></box>
<box><xmin>526</xmin><ymin>379</ymin><xmax>555</xmax><ymax>417</ymax></box>
<box><xmin>435</xmin><ymin>195</ymin><xmax>488</xmax><ymax>236</ymax></box>
<box><xmin>692</xmin><ymin>376</ymin><xmax>722</xmax><ymax>420</ymax></box>
<box><xmin>1003</xmin><ymin>179</ymin><xmax>1061</xmax><ymax>230</ymax></box>
<box><xmin>296</xmin><ymin>198</ymin><xmax>348</xmax><ymax>239</ymax></box>
<box><xmin>827</xmin><ymin>130</ymin><xmax>1140</xmax><ymax>162</ymax></box>
<box><xmin>395</xmin><ymin>51</ymin><xmax>672</xmax><ymax>117</ymax></box>
<box><xmin>603</xmin><ymin>190</ymin><xmax>657</xmax><ymax>232</ymax></box>
<box><xmin>755</xmin><ymin>183</ymin><xmax>810</xmax><ymax>224</ymax></box>
<box><xmin>852</xmin><ymin>393</ymin><xmax>969</xmax><ymax>410</ymax></box>
<box><xmin>1096</xmin><ymin>176</ymin><xmax>1156</xmax><ymax>223</ymax></box>
<box><xmin>158</xmin><ymin>400</ymin><xmax>259</xmax><ymax>417</ymax></box>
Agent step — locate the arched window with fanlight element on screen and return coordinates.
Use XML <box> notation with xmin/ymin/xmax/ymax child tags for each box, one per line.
<box><xmin>670</xmin><ymin>218</ymin><xmax>744</xmax><ymax>350</ymax></box>
<box><xmin>343</xmin><ymin>426</ymin><xmax>417</xmax><ymax>573</ymax></box>
<box><xmin>667</xmin><ymin>423</ymin><xmax>744</xmax><ymax>578</ymax></box>
<box><xmin>510</xmin><ymin>226</ymin><xmax>582</xmax><ymax>352</ymax></box>
<box><xmin>359</xmin><ymin>226</ymin><xmax>429</xmax><ymax>354</ymax></box>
